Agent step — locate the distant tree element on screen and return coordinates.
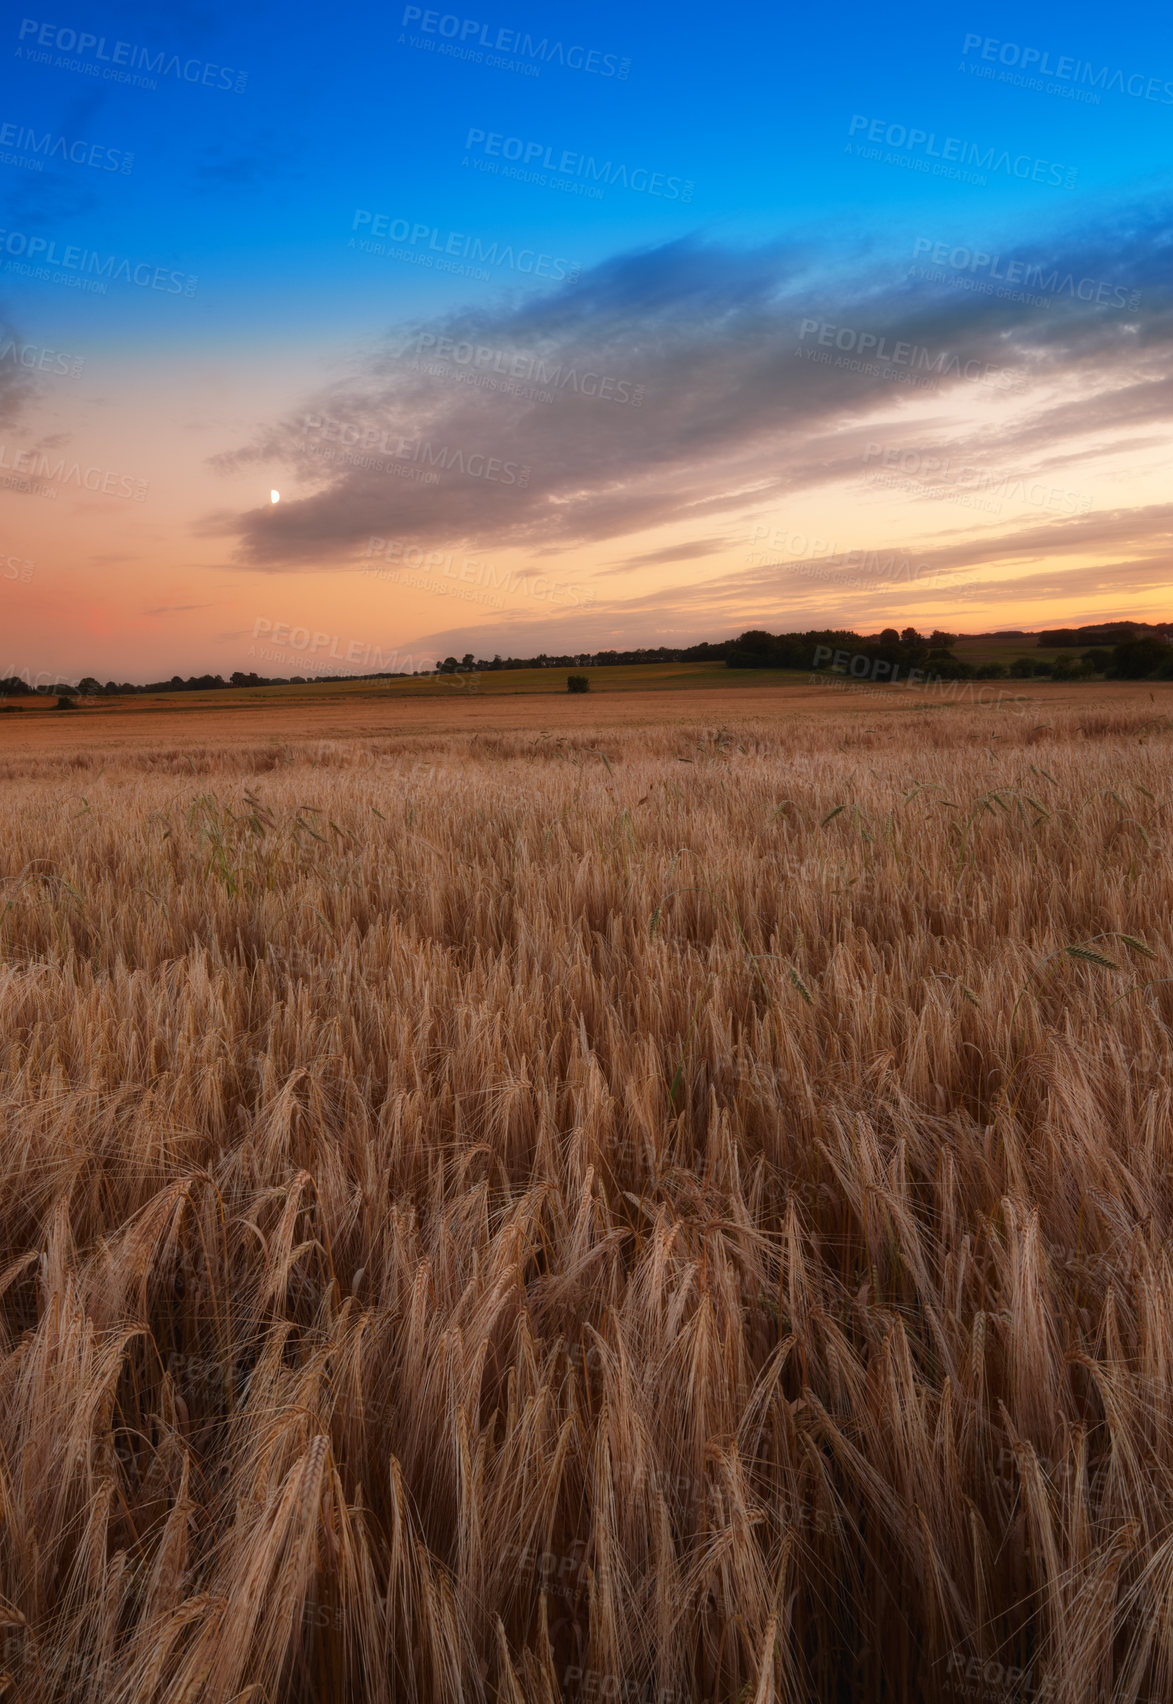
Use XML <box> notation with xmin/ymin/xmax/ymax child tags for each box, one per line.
<box><xmin>567</xmin><ymin>674</ymin><xmax>590</xmax><ymax>693</ymax></box>
<box><xmin>1032</xmin><ymin>659</ymin><xmax>1053</xmax><ymax>677</ymax></box>
<box><xmin>879</xmin><ymin>628</ymin><xmax>900</xmax><ymax>646</ymax></box>
<box><xmin>1082</xmin><ymin>649</ymin><xmax>1111</xmax><ymax>674</ymax></box>
<box><xmin>1009</xmin><ymin>657</ymin><xmax>1035</xmax><ymax>678</ymax></box>
<box><xmin>975</xmin><ymin>662</ymin><xmax>1007</xmax><ymax>679</ymax></box>
<box><xmin>1050</xmin><ymin>652</ymin><xmax>1093</xmax><ymax>681</ymax></box>
<box><xmin>1111</xmin><ymin>636</ymin><xmax>1171</xmax><ymax>679</ymax></box>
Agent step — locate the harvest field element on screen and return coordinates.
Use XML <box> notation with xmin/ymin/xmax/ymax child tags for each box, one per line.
<box><xmin>2</xmin><ymin>684</ymin><xmax>1173</xmax><ymax>1703</ymax></box>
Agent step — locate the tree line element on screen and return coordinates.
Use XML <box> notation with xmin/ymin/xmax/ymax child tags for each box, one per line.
<box><xmin>3</xmin><ymin>626</ymin><xmax>1172</xmax><ymax>700</ymax></box>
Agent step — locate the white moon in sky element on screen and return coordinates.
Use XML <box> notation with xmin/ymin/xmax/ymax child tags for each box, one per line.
<box><xmin>270</xmin><ymin>490</ymin><xmax>280</xmax><ymax>504</ymax></box>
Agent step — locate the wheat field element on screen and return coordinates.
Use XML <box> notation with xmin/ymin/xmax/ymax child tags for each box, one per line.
<box><xmin>2</xmin><ymin>697</ymin><xmax>1172</xmax><ymax>1703</ymax></box>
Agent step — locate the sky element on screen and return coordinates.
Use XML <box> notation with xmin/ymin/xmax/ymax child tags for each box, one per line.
<box><xmin>1</xmin><ymin>0</ymin><xmax>1171</xmax><ymax>683</ymax></box>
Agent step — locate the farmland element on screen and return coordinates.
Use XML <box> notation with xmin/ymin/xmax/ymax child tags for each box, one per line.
<box><xmin>1</xmin><ymin>684</ymin><xmax>1172</xmax><ymax>1702</ymax></box>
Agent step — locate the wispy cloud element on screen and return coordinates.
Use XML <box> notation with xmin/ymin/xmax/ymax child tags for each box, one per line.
<box><xmin>603</xmin><ymin>537</ymin><xmax>730</xmax><ymax>575</ymax></box>
<box><xmin>208</xmin><ymin>204</ymin><xmax>1171</xmax><ymax>610</ymax></box>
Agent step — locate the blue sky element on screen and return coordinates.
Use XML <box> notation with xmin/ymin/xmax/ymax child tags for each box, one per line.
<box><xmin>2</xmin><ymin>0</ymin><xmax>1171</xmax><ymax>678</ymax></box>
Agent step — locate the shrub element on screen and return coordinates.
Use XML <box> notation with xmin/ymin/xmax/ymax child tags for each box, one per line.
<box><xmin>924</xmin><ymin>654</ymin><xmax>972</xmax><ymax>680</ymax></box>
<box><xmin>1009</xmin><ymin>657</ymin><xmax>1036</xmax><ymax>678</ymax></box>
<box><xmin>1111</xmin><ymin>637</ymin><xmax>1173</xmax><ymax>679</ymax></box>
<box><xmin>975</xmin><ymin>662</ymin><xmax>1008</xmax><ymax>680</ymax></box>
<box><xmin>567</xmin><ymin>674</ymin><xmax>590</xmax><ymax>693</ymax></box>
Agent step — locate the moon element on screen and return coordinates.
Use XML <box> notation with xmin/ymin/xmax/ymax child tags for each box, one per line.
<box><xmin>270</xmin><ymin>489</ymin><xmax>280</xmax><ymax>504</ymax></box>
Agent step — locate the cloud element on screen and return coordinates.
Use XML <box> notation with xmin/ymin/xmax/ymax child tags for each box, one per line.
<box><xmin>208</xmin><ymin>204</ymin><xmax>1172</xmax><ymax>583</ymax></box>
<box><xmin>376</xmin><ymin>496</ymin><xmax>1173</xmax><ymax>657</ymax></box>
<box><xmin>603</xmin><ymin>537</ymin><xmax>729</xmax><ymax>575</ymax></box>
